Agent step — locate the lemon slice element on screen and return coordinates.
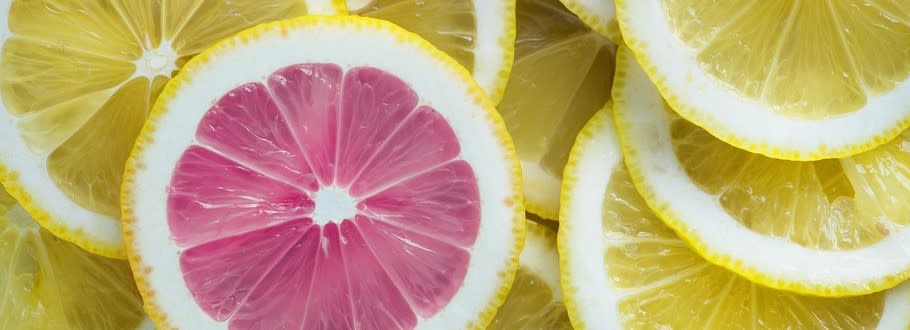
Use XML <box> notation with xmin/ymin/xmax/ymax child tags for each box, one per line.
<box><xmin>346</xmin><ymin>0</ymin><xmax>516</xmax><ymax>103</ymax></box>
<box><xmin>616</xmin><ymin>0</ymin><xmax>910</xmax><ymax>160</ymax></box>
<box><xmin>489</xmin><ymin>219</ymin><xmax>571</xmax><ymax>329</ymax></box>
<box><xmin>499</xmin><ymin>0</ymin><xmax>615</xmax><ymax>220</ymax></box>
<box><xmin>0</xmin><ymin>0</ymin><xmax>345</xmax><ymax>258</ymax></box>
<box><xmin>122</xmin><ymin>16</ymin><xmax>523</xmax><ymax>328</ymax></box>
<box><xmin>560</xmin><ymin>106</ymin><xmax>910</xmax><ymax>329</ymax></box>
<box><xmin>0</xmin><ymin>184</ymin><xmax>146</xmax><ymax>328</ymax></box>
<box><xmin>559</xmin><ymin>0</ymin><xmax>620</xmax><ymax>43</ymax></box>
<box><xmin>614</xmin><ymin>47</ymin><xmax>910</xmax><ymax>296</ymax></box>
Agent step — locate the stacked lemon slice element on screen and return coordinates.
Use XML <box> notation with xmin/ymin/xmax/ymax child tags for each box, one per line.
<box><xmin>560</xmin><ymin>1</ymin><xmax>910</xmax><ymax>328</ymax></box>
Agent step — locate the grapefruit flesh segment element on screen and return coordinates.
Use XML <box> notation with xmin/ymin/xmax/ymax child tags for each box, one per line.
<box><xmin>356</xmin><ymin>216</ymin><xmax>470</xmax><ymax>318</ymax></box>
<box><xmin>336</xmin><ymin>67</ymin><xmax>419</xmax><ymax>188</ymax></box>
<box><xmin>359</xmin><ymin>161</ymin><xmax>480</xmax><ymax>247</ymax></box>
<box><xmin>349</xmin><ymin>106</ymin><xmax>462</xmax><ymax>198</ymax></box>
<box><xmin>167</xmin><ymin>146</ymin><xmax>315</xmax><ymax>247</ymax></box>
<box><xmin>168</xmin><ymin>63</ymin><xmax>479</xmax><ymax>327</ymax></box>
<box><xmin>197</xmin><ymin>82</ymin><xmax>319</xmax><ymax>191</ymax></box>
<box><xmin>229</xmin><ymin>225</ymin><xmax>321</xmax><ymax>329</ymax></box>
<box><xmin>339</xmin><ymin>220</ymin><xmax>418</xmax><ymax>329</ymax></box>
<box><xmin>301</xmin><ymin>223</ymin><xmax>356</xmax><ymax>329</ymax></box>
<box><xmin>267</xmin><ymin>64</ymin><xmax>343</xmax><ymax>185</ymax></box>
<box><xmin>179</xmin><ymin>219</ymin><xmax>314</xmax><ymax>321</ymax></box>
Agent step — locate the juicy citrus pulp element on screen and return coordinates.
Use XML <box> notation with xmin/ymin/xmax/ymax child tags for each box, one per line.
<box><xmin>0</xmin><ymin>0</ymin><xmax>344</xmax><ymax>258</ymax></box>
<box><xmin>499</xmin><ymin>0</ymin><xmax>615</xmax><ymax>220</ymax></box>
<box><xmin>616</xmin><ymin>0</ymin><xmax>910</xmax><ymax>160</ymax></box>
<box><xmin>347</xmin><ymin>0</ymin><xmax>516</xmax><ymax>103</ymax></box>
<box><xmin>0</xmin><ymin>184</ymin><xmax>146</xmax><ymax>328</ymax></box>
<box><xmin>489</xmin><ymin>220</ymin><xmax>571</xmax><ymax>329</ymax></box>
<box><xmin>559</xmin><ymin>107</ymin><xmax>910</xmax><ymax>329</ymax></box>
<box><xmin>123</xmin><ymin>16</ymin><xmax>522</xmax><ymax>329</ymax></box>
<box><xmin>613</xmin><ymin>46</ymin><xmax>910</xmax><ymax>296</ymax></box>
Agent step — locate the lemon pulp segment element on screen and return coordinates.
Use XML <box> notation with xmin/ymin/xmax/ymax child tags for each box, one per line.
<box><xmin>0</xmin><ymin>187</ymin><xmax>144</xmax><ymax>328</ymax></box>
<box><xmin>352</xmin><ymin>0</ymin><xmax>477</xmax><ymax>72</ymax></box>
<box><xmin>660</xmin><ymin>0</ymin><xmax>910</xmax><ymax>118</ymax></box>
<box><xmin>490</xmin><ymin>268</ymin><xmax>572</xmax><ymax>329</ymax></box>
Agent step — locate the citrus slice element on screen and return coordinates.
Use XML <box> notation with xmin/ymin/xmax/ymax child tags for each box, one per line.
<box><xmin>559</xmin><ymin>106</ymin><xmax>910</xmax><ymax>329</ymax></box>
<box><xmin>346</xmin><ymin>0</ymin><xmax>516</xmax><ymax>103</ymax></box>
<box><xmin>498</xmin><ymin>0</ymin><xmax>615</xmax><ymax>221</ymax></box>
<box><xmin>614</xmin><ymin>47</ymin><xmax>910</xmax><ymax>296</ymax></box>
<box><xmin>0</xmin><ymin>0</ymin><xmax>345</xmax><ymax>259</ymax></box>
<box><xmin>0</xmin><ymin>184</ymin><xmax>147</xmax><ymax>328</ymax></box>
<box><xmin>489</xmin><ymin>220</ymin><xmax>571</xmax><ymax>329</ymax></box>
<box><xmin>559</xmin><ymin>0</ymin><xmax>620</xmax><ymax>44</ymax></box>
<box><xmin>122</xmin><ymin>16</ymin><xmax>523</xmax><ymax>329</ymax></box>
<box><xmin>616</xmin><ymin>0</ymin><xmax>910</xmax><ymax>160</ymax></box>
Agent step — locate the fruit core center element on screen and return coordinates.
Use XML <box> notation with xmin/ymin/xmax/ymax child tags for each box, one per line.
<box><xmin>312</xmin><ymin>187</ymin><xmax>358</xmax><ymax>225</ymax></box>
<box><xmin>135</xmin><ymin>44</ymin><xmax>178</xmax><ymax>79</ymax></box>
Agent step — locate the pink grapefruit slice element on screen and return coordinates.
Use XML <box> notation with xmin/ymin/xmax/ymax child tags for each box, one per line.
<box><xmin>122</xmin><ymin>16</ymin><xmax>523</xmax><ymax>329</ymax></box>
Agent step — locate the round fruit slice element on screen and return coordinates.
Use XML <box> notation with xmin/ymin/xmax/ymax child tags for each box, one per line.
<box><xmin>614</xmin><ymin>47</ymin><xmax>910</xmax><ymax>296</ymax></box>
<box><xmin>499</xmin><ymin>0</ymin><xmax>615</xmax><ymax>221</ymax></box>
<box><xmin>0</xmin><ymin>0</ymin><xmax>345</xmax><ymax>259</ymax></box>
<box><xmin>489</xmin><ymin>219</ymin><xmax>571</xmax><ymax>329</ymax></box>
<box><xmin>560</xmin><ymin>106</ymin><xmax>910</xmax><ymax>329</ymax></box>
<box><xmin>616</xmin><ymin>0</ymin><xmax>910</xmax><ymax>161</ymax></box>
<box><xmin>559</xmin><ymin>0</ymin><xmax>620</xmax><ymax>43</ymax></box>
<box><xmin>122</xmin><ymin>16</ymin><xmax>523</xmax><ymax>329</ymax></box>
<box><xmin>346</xmin><ymin>0</ymin><xmax>515</xmax><ymax>103</ymax></box>
<box><xmin>0</xmin><ymin>184</ymin><xmax>147</xmax><ymax>328</ymax></box>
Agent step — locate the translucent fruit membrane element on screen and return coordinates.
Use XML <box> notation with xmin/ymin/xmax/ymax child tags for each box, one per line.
<box><xmin>168</xmin><ymin>64</ymin><xmax>480</xmax><ymax>329</ymax></box>
<box><xmin>603</xmin><ymin>163</ymin><xmax>885</xmax><ymax>328</ymax></box>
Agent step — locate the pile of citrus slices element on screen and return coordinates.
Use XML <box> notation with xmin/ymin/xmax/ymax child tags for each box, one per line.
<box><xmin>0</xmin><ymin>0</ymin><xmax>908</xmax><ymax>328</ymax></box>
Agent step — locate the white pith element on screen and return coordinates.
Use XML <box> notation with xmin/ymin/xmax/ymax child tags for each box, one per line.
<box><xmin>0</xmin><ymin>0</ymin><xmax>344</xmax><ymax>256</ymax></box>
<box><xmin>615</xmin><ymin>49</ymin><xmax>910</xmax><ymax>291</ymax></box>
<box><xmin>471</xmin><ymin>0</ymin><xmax>514</xmax><ymax>103</ymax></box>
<box><xmin>521</xmin><ymin>161</ymin><xmax>560</xmax><ymax>220</ymax></box>
<box><xmin>311</xmin><ymin>187</ymin><xmax>357</xmax><ymax>225</ymax></box>
<box><xmin>520</xmin><ymin>221</ymin><xmax>562</xmax><ymax>301</ymax></box>
<box><xmin>345</xmin><ymin>0</ymin><xmax>372</xmax><ymax>12</ymax></box>
<box><xmin>561</xmin><ymin>109</ymin><xmax>910</xmax><ymax>330</ymax></box>
<box><xmin>303</xmin><ymin>0</ymin><xmax>344</xmax><ymax>15</ymax></box>
<box><xmin>127</xmin><ymin>18</ymin><xmax>518</xmax><ymax>329</ymax></box>
<box><xmin>559</xmin><ymin>110</ymin><xmax>624</xmax><ymax>329</ymax></box>
<box><xmin>618</xmin><ymin>0</ymin><xmax>910</xmax><ymax>158</ymax></box>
